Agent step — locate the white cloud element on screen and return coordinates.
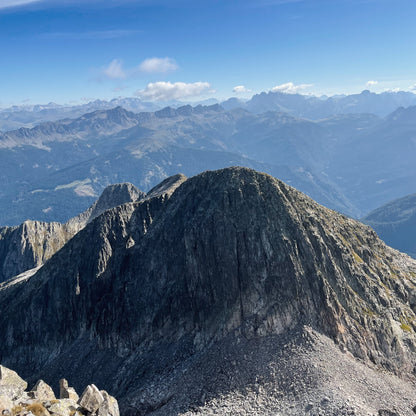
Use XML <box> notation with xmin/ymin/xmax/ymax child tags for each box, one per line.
<box><xmin>409</xmin><ymin>84</ymin><xmax>416</xmax><ymax>92</ymax></box>
<box><xmin>102</xmin><ymin>59</ymin><xmax>126</xmax><ymax>80</ymax></box>
<box><xmin>138</xmin><ymin>57</ymin><xmax>178</xmax><ymax>73</ymax></box>
<box><xmin>366</xmin><ymin>80</ymin><xmax>378</xmax><ymax>87</ymax></box>
<box><xmin>233</xmin><ymin>85</ymin><xmax>251</xmax><ymax>94</ymax></box>
<box><xmin>0</xmin><ymin>0</ymin><xmax>42</xmax><ymax>9</ymax></box>
<box><xmin>384</xmin><ymin>88</ymin><xmax>401</xmax><ymax>93</ymax></box>
<box><xmin>100</xmin><ymin>56</ymin><xmax>177</xmax><ymax>81</ymax></box>
<box><xmin>271</xmin><ymin>82</ymin><xmax>313</xmax><ymax>94</ymax></box>
<box><xmin>136</xmin><ymin>81</ymin><xmax>212</xmax><ymax>101</ymax></box>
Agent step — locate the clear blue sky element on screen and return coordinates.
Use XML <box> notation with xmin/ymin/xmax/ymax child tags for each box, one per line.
<box><xmin>1</xmin><ymin>0</ymin><xmax>415</xmax><ymax>106</ymax></box>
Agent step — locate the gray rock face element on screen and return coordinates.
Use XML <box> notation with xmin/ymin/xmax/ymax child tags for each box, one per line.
<box><xmin>30</xmin><ymin>380</ymin><xmax>55</xmax><ymax>402</ymax></box>
<box><xmin>59</xmin><ymin>379</ymin><xmax>78</xmax><ymax>402</ymax></box>
<box><xmin>97</xmin><ymin>391</ymin><xmax>119</xmax><ymax>416</ymax></box>
<box><xmin>66</xmin><ymin>182</ymin><xmax>145</xmax><ymax>234</ymax></box>
<box><xmin>1</xmin><ymin>168</ymin><xmax>416</xmax><ymax>414</ymax></box>
<box><xmin>78</xmin><ymin>385</ymin><xmax>104</xmax><ymax>413</ymax></box>
<box><xmin>144</xmin><ymin>173</ymin><xmax>187</xmax><ymax>200</ymax></box>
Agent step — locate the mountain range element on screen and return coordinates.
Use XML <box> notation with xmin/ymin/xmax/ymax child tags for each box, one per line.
<box><xmin>1</xmin><ymin>102</ymin><xmax>416</xmax><ymax>225</ymax></box>
<box><xmin>2</xmin><ymin>90</ymin><xmax>416</xmax><ymax>132</ymax></box>
<box><xmin>364</xmin><ymin>192</ymin><xmax>416</xmax><ymax>259</ymax></box>
<box><xmin>1</xmin><ymin>168</ymin><xmax>416</xmax><ymax>415</ymax></box>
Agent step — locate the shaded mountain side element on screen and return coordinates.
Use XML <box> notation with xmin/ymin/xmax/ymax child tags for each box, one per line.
<box><xmin>363</xmin><ymin>193</ymin><xmax>416</xmax><ymax>259</ymax></box>
<box><xmin>0</xmin><ymin>182</ymin><xmax>145</xmax><ymax>283</ymax></box>
<box><xmin>327</xmin><ymin>106</ymin><xmax>416</xmax><ymax>213</ymax></box>
<box><xmin>1</xmin><ymin>168</ymin><xmax>416</xmax><ymax>415</ymax></box>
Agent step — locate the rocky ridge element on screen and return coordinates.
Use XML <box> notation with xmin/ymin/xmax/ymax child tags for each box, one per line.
<box><xmin>0</xmin><ymin>365</ymin><xmax>119</xmax><ymax>416</ymax></box>
<box><xmin>1</xmin><ymin>168</ymin><xmax>416</xmax><ymax>415</ymax></box>
<box><xmin>0</xmin><ymin>182</ymin><xmax>145</xmax><ymax>284</ymax></box>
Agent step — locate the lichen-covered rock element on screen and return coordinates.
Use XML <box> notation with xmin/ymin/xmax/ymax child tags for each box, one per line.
<box><xmin>0</xmin><ymin>396</ymin><xmax>12</xmax><ymax>414</ymax></box>
<box><xmin>48</xmin><ymin>399</ymin><xmax>77</xmax><ymax>416</ymax></box>
<box><xmin>77</xmin><ymin>385</ymin><xmax>104</xmax><ymax>414</ymax></box>
<box><xmin>30</xmin><ymin>380</ymin><xmax>55</xmax><ymax>402</ymax></box>
<box><xmin>0</xmin><ymin>365</ymin><xmax>27</xmax><ymax>400</ymax></box>
<box><xmin>97</xmin><ymin>391</ymin><xmax>119</xmax><ymax>416</ymax></box>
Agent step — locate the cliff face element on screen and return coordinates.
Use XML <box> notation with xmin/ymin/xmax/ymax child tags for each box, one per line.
<box><xmin>0</xmin><ymin>221</ymin><xmax>72</xmax><ymax>284</ymax></box>
<box><xmin>0</xmin><ymin>183</ymin><xmax>144</xmax><ymax>284</ymax></box>
<box><xmin>1</xmin><ymin>168</ymin><xmax>416</xmax><ymax>414</ymax></box>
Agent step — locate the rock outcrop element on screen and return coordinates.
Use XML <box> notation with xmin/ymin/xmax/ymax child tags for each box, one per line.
<box><xmin>0</xmin><ymin>365</ymin><xmax>118</xmax><ymax>416</ymax></box>
<box><xmin>1</xmin><ymin>168</ymin><xmax>416</xmax><ymax>414</ymax></box>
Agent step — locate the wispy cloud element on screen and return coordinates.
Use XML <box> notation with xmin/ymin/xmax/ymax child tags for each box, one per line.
<box><xmin>233</xmin><ymin>85</ymin><xmax>251</xmax><ymax>94</ymax></box>
<box><xmin>103</xmin><ymin>59</ymin><xmax>126</xmax><ymax>80</ymax></box>
<box><xmin>271</xmin><ymin>82</ymin><xmax>313</xmax><ymax>94</ymax></box>
<box><xmin>248</xmin><ymin>0</ymin><xmax>305</xmax><ymax>7</ymax></box>
<box><xmin>39</xmin><ymin>29</ymin><xmax>140</xmax><ymax>40</ymax></box>
<box><xmin>136</xmin><ymin>81</ymin><xmax>212</xmax><ymax>101</ymax></box>
<box><xmin>138</xmin><ymin>57</ymin><xmax>178</xmax><ymax>73</ymax></box>
<box><xmin>100</xmin><ymin>56</ymin><xmax>178</xmax><ymax>80</ymax></box>
<box><xmin>366</xmin><ymin>80</ymin><xmax>378</xmax><ymax>87</ymax></box>
<box><xmin>0</xmin><ymin>0</ymin><xmax>43</xmax><ymax>9</ymax></box>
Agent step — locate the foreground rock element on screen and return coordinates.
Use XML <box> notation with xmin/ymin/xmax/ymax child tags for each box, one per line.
<box><xmin>0</xmin><ymin>365</ymin><xmax>118</xmax><ymax>416</ymax></box>
<box><xmin>0</xmin><ymin>365</ymin><xmax>27</xmax><ymax>400</ymax></box>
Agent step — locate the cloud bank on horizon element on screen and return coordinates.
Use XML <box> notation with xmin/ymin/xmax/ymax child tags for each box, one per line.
<box><xmin>136</xmin><ymin>81</ymin><xmax>212</xmax><ymax>101</ymax></box>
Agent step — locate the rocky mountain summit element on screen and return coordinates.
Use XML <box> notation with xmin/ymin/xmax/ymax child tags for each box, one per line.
<box><xmin>0</xmin><ymin>365</ymin><xmax>119</xmax><ymax>416</ymax></box>
<box><xmin>1</xmin><ymin>167</ymin><xmax>416</xmax><ymax>415</ymax></box>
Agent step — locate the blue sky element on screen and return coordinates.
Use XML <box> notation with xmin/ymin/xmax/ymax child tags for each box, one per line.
<box><xmin>0</xmin><ymin>0</ymin><xmax>415</xmax><ymax>106</ymax></box>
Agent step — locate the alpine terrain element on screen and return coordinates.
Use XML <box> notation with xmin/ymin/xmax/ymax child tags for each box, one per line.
<box><xmin>1</xmin><ymin>167</ymin><xmax>416</xmax><ymax>415</ymax></box>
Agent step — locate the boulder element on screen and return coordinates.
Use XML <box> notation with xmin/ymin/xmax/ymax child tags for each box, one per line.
<box><xmin>0</xmin><ymin>365</ymin><xmax>27</xmax><ymax>400</ymax></box>
<box><xmin>97</xmin><ymin>391</ymin><xmax>119</xmax><ymax>416</ymax></box>
<box><xmin>77</xmin><ymin>385</ymin><xmax>104</xmax><ymax>413</ymax></box>
<box><xmin>30</xmin><ymin>380</ymin><xmax>56</xmax><ymax>402</ymax></box>
<box><xmin>59</xmin><ymin>380</ymin><xmax>78</xmax><ymax>402</ymax></box>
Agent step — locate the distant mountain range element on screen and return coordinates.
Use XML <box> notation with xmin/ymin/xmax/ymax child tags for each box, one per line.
<box><xmin>1</xmin><ymin>102</ymin><xmax>416</xmax><ymax>225</ymax></box>
<box><xmin>227</xmin><ymin>89</ymin><xmax>416</xmax><ymax>118</ymax></box>
<box><xmin>2</xmin><ymin>90</ymin><xmax>416</xmax><ymax>132</ymax></box>
<box><xmin>364</xmin><ymin>192</ymin><xmax>416</xmax><ymax>259</ymax></box>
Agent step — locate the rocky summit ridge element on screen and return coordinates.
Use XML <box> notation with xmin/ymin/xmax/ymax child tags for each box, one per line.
<box><xmin>1</xmin><ymin>167</ymin><xmax>416</xmax><ymax>415</ymax></box>
<box><xmin>0</xmin><ymin>182</ymin><xmax>147</xmax><ymax>284</ymax></box>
